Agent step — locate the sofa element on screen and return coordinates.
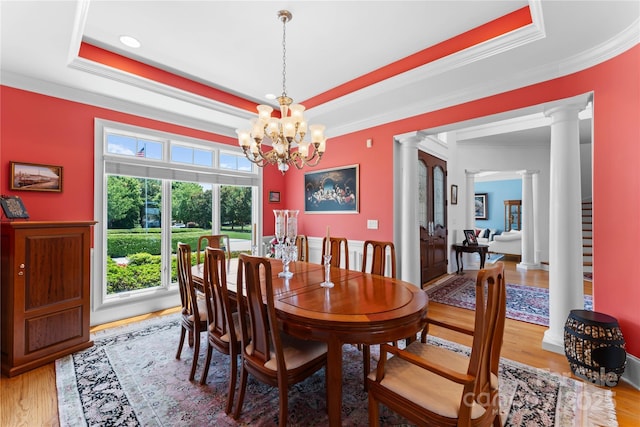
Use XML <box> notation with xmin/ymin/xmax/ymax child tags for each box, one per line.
<box><xmin>474</xmin><ymin>228</ymin><xmax>498</xmax><ymax>244</ymax></box>
<box><xmin>488</xmin><ymin>230</ymin><xmax>522</xmax><ymax>255</ymax></box>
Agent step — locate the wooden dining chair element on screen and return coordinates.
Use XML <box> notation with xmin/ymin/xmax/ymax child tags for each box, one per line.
<box><xmin>321</xmin><ymin>236</ymin><xmax>349</xmax><ymax>269</ymax></box>
<box><xmin>234</xmin><ymin>254</ymin><xmax>328</xmax><ymax>426</ymax></box>
<box><xmin>367</xmin><ymin>262</ymin><xmax>506</xmax><ymax>427</ymax></box>
<box><xmin>361</xmin><ymin>240</ymin><xmax>396</xmax><ymax>278</ymax></box>
<box><xmin>360</xmin><ymin>240</ymin><xmax>397</xmax><ymax>391</ymax></box>
<box><xmin>295</xmin><ymin>234</ymin><xmax>309</xmax><ymax>262</ymax></box>
<box><xmin>175</xmin><ymin>242</ymin><xmax>208</xmax><ymax>381</ymax></box>
<box><xmin>196</xmin><ymin>234</ymin><xmax>231</xmax><ymax>266</ymax></box>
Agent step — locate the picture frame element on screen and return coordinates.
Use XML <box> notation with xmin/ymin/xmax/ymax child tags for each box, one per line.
<box><xmin>463</xmin><ymin>229</ymin><xmax>478</xmax><ymax>245</ymax></box>
<box><xmin>474</xmin><ymin>193</ymin><xmax>488</xmax><ymax>220</ymax></box>
<box><xmin>451</xmin><ymin>184</ymin><xmax>458</xmax><ymax>205</ymax></box>
<box><xmin>10</xmin><ymin>161</ymin><xmax>63</xmax><ymax>192</ymax></box>
<box><xmin>304</xmin><ymin>164</ymin><xmax>359</xmax><ymax>213</ymax></box>
<box><xmin>268</xmin><ymin>191</ymin><xmax>281</xmax><ymax>203</ymax></box>
<box><xmin>0</xmin><ymin>195</ymin><xmax>30</xmax><ymax>219</ymax></box>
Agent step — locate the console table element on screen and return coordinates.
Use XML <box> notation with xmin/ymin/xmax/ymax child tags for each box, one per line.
<box><xmin>452</xmin><ymin>243</ymin><xmax>489</xmax><ymax>274</ymax></box>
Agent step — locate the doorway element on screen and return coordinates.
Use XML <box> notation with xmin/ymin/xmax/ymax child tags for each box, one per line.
<box><xmin>418</xmin><ymin>150</ymin><xmax>448</xmax><ymax>284</ymax></box>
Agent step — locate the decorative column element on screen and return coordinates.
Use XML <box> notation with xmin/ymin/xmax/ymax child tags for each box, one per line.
<box><xmin>465</xmin><ymin>171</ymin><xmax>477</xmax><ymax>231</ymax></box>
<box><xmin>542</xmin><ymin>102</ymin><xmax>587</xmax><ymax>354</ymax></box>
<box><xmin>518</xmin><ymin>170</ymin><xmax>539</xmax><ymax>270</ymax></box>
<box><xmin>398</xmin><ymin>136</ymin><xmax>420</xmax><ymax>287</ymax></box>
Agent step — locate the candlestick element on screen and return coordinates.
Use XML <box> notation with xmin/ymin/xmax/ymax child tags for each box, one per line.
<box><xmin>325</xmin><ymin>226</ymin><xmax>330</xmax><ymax>256</ymax></box>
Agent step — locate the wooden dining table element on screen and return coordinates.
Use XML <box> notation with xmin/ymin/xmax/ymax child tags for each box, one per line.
<box><xmin>192</xmin><ymin>258</ymin><xmax>428</xmax><ymax>426</ymax></box>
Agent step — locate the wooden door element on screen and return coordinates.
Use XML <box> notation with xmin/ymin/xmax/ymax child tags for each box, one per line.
<box><xmin>418</xmin><ymin>151</ymin><xmax>448</xmax><ymax>284</ymax></box>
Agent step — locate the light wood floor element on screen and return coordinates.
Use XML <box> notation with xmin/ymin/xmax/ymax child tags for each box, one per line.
<box><xmin>2</xmin><ymin>259</ymin><xmax>638</xmax><ymax>426</ymax></box>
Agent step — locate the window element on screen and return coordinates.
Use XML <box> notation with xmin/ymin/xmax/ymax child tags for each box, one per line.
<box><xmin>94</xmin><ymin>119</ymin><xmax>261</xmax><ymax>324</ymax></box>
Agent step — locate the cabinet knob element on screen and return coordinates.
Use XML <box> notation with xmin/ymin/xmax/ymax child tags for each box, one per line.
<box><xmin>19</xmin><ymin>263</ymin><xmax>25</xmax><ymax>268</ymax></box>
<box><xmin>18</xmin><ymin>271</ymin><xmax>24</xmax><ymax>276</ymax></box>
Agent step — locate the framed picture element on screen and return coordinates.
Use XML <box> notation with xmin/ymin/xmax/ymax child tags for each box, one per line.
<box><xmin>10</xmin><ymin>161</ymin><xmax>63</xmax><ymax>192</ymax></box>
<box><xmin>269</xmin><ymin>191</ymin><xmax>281</xmax><ymax>203</ymax></box>
<box><xmin>451</xmin><ymin>184</ymin><xmax>458</xmax><ymax>205</ymax></box>
<box><xmin>474</xmin><ymin>193</ymin><xmax>488</xmax><ymax>220</ymax></box>
<box><xmin>0</xmin><ymin>195</ymin><xmax>29</xmax><ymax>219</ymax></box>
<box><xmin>463</xmin><ymin>229</ymin><xmax>478</xmax><ymax>245</ymax></box>
<box><xmin>304</xmin><ymin>164</ymin><xmax>359</xmax><ymax>213</ymax></box>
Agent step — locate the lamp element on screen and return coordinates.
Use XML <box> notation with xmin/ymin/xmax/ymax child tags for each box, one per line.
<box><xmin>236</xmin><ymin>10</ymin><xmax>327</xmax><ymax>174</ymax></box>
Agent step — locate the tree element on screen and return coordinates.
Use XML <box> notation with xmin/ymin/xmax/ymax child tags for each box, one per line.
<box><xmin>107</xmin><ymin>176</ymin><xmax>142</xmax><ymax>229</ymax></box>
<box><xmin>172</xmin><ymin>182</ymin><xmax>212</xmax><ymax>228</ymax></box>
<box><xmin>220</xmin><ymin>186</ymin><xmax>251</xmax><ymax>230</ymax></box>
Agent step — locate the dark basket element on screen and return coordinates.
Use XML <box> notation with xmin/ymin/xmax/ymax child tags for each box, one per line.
<box><xmin>564</xmin><ymin>309</ymin><xmax>626</xmax><ymax>386</ymax></box>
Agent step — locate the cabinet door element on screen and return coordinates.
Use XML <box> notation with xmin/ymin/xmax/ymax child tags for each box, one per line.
<box><xmin>16</xmin><ymin>226</ymin><xmax>90</xmax><ymax>363</ymax></box>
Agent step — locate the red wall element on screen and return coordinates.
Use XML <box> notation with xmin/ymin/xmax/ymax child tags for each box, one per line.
<box><xmin>283</xmin><ymin>45</ymin><xmax>640</xmax><ymax>357</ymax></box>
<box><xmin>1</xmin><ymin>45</ymin><xmax>638</xmax><ymax>357</ymax></box>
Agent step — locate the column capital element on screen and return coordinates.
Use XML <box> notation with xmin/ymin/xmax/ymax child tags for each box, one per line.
<box><xmin>519</xmin><ymin>169</ymin><xmax>539</xmax><ymax>177</ymax></box>
<box><xmin>395</xmin><ymin>132</ymin><xmax>421</xmax><ymax>147</ymax></box>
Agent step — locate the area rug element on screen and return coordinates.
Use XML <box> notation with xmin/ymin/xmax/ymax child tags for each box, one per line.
<box><xmin>426</xmin><ymin>276</ymin><xmax>593</xmax><ymax>326</ymax></box>
<box><xmin>56</xmin><ymin>314</ymin><xmax>616</xmax><ymax>426</ymax></box>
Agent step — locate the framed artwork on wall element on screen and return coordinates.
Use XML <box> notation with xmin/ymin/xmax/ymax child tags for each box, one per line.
<box><xmin>304</xmin><ymin>164</ymin><xmax>359</xmax><ymax>213</ymax></box>
<box><xmin>269</xmin><ymin>191</ymin><xmax>281</xmax><ymax>203</ymax></box>
<box><xmin>10</xmin><ymin>161</ymin><xmax>63</xmax><ymax>192</ymax></box>
<box><xmin>451</xmin><ymin>184</ymin><xmax>458</xmax><ymax>205</ymax></box>
<box><xmin>474</xmin><ymin>193</ymin><xmax>488</xmax><ymax>220</ymax></box>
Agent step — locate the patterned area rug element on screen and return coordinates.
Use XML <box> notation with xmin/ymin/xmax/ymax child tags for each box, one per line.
<box><xmin>56</xmin><ymin>314</ymin><xmax>616</xmax><ymax>426</ymax></box>
<box><xmin>426</xmin><ymin>276</ymin><xmax>593</xmax><ymax>326</ymax></box>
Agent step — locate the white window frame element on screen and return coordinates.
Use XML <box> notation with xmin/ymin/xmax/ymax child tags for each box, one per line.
<box><xmin>92</xmin><ymin>118</ymin><xmax>262</xmax><ymax>325</ymax></box>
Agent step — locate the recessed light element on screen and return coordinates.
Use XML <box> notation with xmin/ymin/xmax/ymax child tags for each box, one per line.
<box><xmin>265</xmin><ymin>93</ymin><xmax>276</xmax><ymax>100</ymax></box>
<box><xmin>119</xmin><ymin>35</ymin><xmax>141</xmax><ymax>48</ymax></box>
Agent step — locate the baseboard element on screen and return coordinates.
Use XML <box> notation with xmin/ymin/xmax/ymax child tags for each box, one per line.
<box><xmin>621</xmin><ymin>353</ymin><xmax>640</xmax><ymax>390</ymax></box>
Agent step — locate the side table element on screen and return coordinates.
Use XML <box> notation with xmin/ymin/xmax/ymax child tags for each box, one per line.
<box><xmin>452</xmin><ymin>243</ymin><xmax>489</xmax><ymax>274</ymax></box>
<box><xmin>564</xmin><ymin>309</ymin><xmax>626</xmax><ymax>386</ymax></box>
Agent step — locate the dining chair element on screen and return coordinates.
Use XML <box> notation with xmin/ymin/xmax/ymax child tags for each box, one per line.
<box><xmin>175</xmin><ymin>242</ymin><xmax>208</xmax><ymax>381</ymax></box>
<box><xmin>361</xmin><ymin>240</ymin><xmax>396</xmax><ymax>278</ymax></box>
<box><xmin>234</xmin><ymin>254</ymin><xmax>328</xmax><ymax>426</ymax></box>
<box><xmin>321</xmin><ymin>236</ymin><xmax>349</xmax><ymax>269</ymax></box>
<box><xmin>360</xmin><ymin>240</ymin><xmax>397</xmax><ymax>391</ymax></box>
<box><xmin>196</xmin><ymin>234</ymin><xmax>231</xmax><ymax>266</ymax></box>
<box><xmin>367</xmin><ymin>262</ymin><xmax>506</xmax><ymax>427</ymax></box>
<box><xmin>295</xmin><ymin>234</ymin><xmax>309</xmax><ymax>262</ymax></box>
<box><xmin>199</xmin><ymin>247</ymin><xmax>242</xmax><ymax>414</ymax></box>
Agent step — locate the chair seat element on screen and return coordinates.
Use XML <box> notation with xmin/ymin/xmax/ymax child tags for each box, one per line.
<box><xmin>246</xmin><ymin>333</ymin><xmax>327</xmax><ymax>371</ymax></box>
<box><xmin>210</xmin><ymin>311</ymin><xmax>243</xmax><ymax>343</ymax></box>
<box><xmin>368</xmin><ymin>345</ymin><xmax>487</xmax><ymax>420</ymax></box>
<box><xmin>188</xmin><ymin>297</ymin><xmax>208</xmax><ymax>323</ymax></box>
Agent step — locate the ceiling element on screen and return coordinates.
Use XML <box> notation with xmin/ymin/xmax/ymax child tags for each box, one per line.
<box><xmin>1</xmin><ymin>1</ymin><xmax>638</xmax><ymax>143</ymax></box>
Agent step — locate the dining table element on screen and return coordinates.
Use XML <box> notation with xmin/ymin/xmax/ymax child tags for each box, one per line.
<box><xmin>192</xmin><ymin>257</ymin><xmax>428</xmax><ymax>426</ymax></box>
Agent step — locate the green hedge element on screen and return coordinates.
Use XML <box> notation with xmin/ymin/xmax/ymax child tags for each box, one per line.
<box><xmin>107</xmin><ymin>229</ymin><xmax>250</xmax><ymax>257</ymax></box>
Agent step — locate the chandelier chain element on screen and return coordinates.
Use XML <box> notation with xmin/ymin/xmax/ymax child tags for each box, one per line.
<box><xmin>281</xmin><ymin>16</ymin><xmax>287</xmax><ymax>98</ymax></box>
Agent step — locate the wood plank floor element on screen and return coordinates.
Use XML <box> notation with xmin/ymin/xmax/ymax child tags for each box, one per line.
<box><xmin>1</xmin><ymin>259</ymin><xmax>638</xmax><ymax>426</ymax></box>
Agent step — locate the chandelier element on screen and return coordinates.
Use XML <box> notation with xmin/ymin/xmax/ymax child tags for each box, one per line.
<box><xmin>236</xmin><ymin>10</ymin><xmax>327</xmax><ymax>174</ymax></box>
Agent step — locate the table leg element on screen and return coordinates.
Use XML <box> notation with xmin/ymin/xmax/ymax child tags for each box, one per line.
<box><xmin>326</xmin><ymin>337</ymin><xmax>342</xmax><ymax>426</ymax></box>
<box><xmin>456</xmin><ymin>250</ymin><xmax>462</xmax><ymax>274</ymax></box>
<box><xmin>479</xmin><ymin>249</ymin><xmax>487</xmax><ymax>269</ymax></box>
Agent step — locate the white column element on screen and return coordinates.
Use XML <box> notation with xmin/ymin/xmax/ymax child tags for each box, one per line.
<box><xmin>398</xmin><ymin>137</ymin><xmax>420</xmax><ymax>286</ymax></box>
<box><xmin>518</xmin><ymin>170</ymin><xmax>539</xmax><ymax>270</ymax></box>
<box><xmin>542</xmin><ymin>102</ymin><xmax>587</xmax><ymax>354</ymax></box>
<box><xmin>465</xmin><ymin>171</ymin><xmax>477</xmax><ymax>230</ymax></box>
<box><xmin>533</xmin><ymin>173</ymin><xmax>541</xmax><ymax>264</ymax></box>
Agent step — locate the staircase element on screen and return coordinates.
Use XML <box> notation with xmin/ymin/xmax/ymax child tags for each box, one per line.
<box><xmin>582</xmin><ymin>200</ymin><xmax>592</xmax><ymax>274</ymax></box>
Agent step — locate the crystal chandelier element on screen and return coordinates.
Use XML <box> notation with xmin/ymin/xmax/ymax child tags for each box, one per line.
<box><xmin>236</xmin><ymin>10</ymin><xmax>327</xmax><ymax>174</ymax></box>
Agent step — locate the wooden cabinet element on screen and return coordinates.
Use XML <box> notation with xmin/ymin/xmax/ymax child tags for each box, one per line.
<box><xmin>1</xmin><ymin>221</ymin><xmax>95</xmax><ymax>377</ymax></box>
<box><xmin>504</xmin><ymin>200</ymin><xmax>521</xmax><ymax>231</ymax></box>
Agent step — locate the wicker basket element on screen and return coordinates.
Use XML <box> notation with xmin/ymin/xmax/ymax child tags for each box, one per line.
<box><xmin>564</xmin><ymin>309</ymin><xmax>626</xmax><ymax>386</ymax></box>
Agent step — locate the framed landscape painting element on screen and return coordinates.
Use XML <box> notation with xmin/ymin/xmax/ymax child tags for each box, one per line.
<box><xmin>304</xmin><ymin>164</ymin><xmax>359</xmax><ymax>213</ymax></box>
<box><xmin>10</xmin><ymin>161</ymin><xmax>63</xmax><ymax>192</ymax></box>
